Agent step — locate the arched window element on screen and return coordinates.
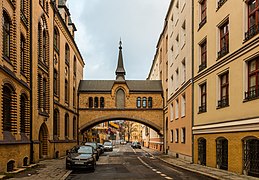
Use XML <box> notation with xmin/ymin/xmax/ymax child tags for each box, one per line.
<box><xmin>53</xmin><ymin>27</ymin><xmax>59</xmax><ymax>51</ymax></box>
<box><xmin>100</xmin><ymin>97</ymin><xmax>104</xmax><ymax>108</ymax></box>
<box><xmin>73</xmin><ymin>56</ymin><xmax>76</xmax><ymax>76</ymax></box>
<box><xmin>198</xmin><ymin>138</ymin><xmax>206</xmax><ymax>166</ymax></box>
<box><xmin>21</xmin><ymin>0</ymin><xmax>25</xmax><ymax>12</ymax></box>
<box><xmin>20</xmin><ymin>94</ymin><xmax>27</xmax><ymax>133</ymax></box>
<box><xmin>43</xmin><ymin>30</ymin><xmax>47</xmax><ymax>64</ymax></box>
<box><xmin>136</xmin><ymin>97</ymin><xmax>141</xmax><ymax>108</ymax></box>
<box><xmin>216</xmin><ymin>137</ymin><xmax>228</xmax><ymax>170</ymax></box>
<box><xmin>3</xmin><ymin>11</ymin><xmax>11</xmax><ymax>59</ymax></box>
<box><xmin>65</xmin><ymin>114</ymin><xmax>69</xmax><ymax>138</ymax></box>
<box><xmin>94</xmin><ymin>97</ymin><xmax>98</xmax><ymax>108</ymax></box>
<box><xmin>38</xmin><ymin>74</ymin><xmax>42</xmax><ymax>109</ymax></box>
<box><xmin>65</xmin><ymin>79</ymin><xmax>68</xmax><ymax>103</ymax></box>
<box><xmin>65</xmin><ymin>44</ymin><xmax>70</xmax><ymax>64</ymax></box>
<box><xmin>73</xmin><ymin>117</ymin><xmax>77</xmax><ymax>140</ymax></box>
<box><xmin>89</xmin><ymin>97</ymin><xmax>93</xmax><ymax>108</ymax></box>
<box><xmin>53</xmin><ymin>109</ymin><xmax>59</xmax><ymax>139</ymax></box>
<box><xmin>116</xmin><ymin>89</ymin><xmax>125</xmax><ymax>108</ymax></box>
<box><xmin>53</xmin><ymin>69</ymin><xmax>58</xmax><ymax>95</ymax></box>
<box><xmin>148</xmin><ymin>97</ymin><xmax>152</xmax><ymax>108</ymax></box>
<box><xmin>3</xmin><ymin>85</ymin><xmax>12</xmax><ymax>132</ymax></box>
<box><xmin>38</xmin><ymin>23</ymin><xmax>42</xmax><ymax>61</ymax></box>
<box><xmin>20</xmin><ymin>34</ymin><xmax>25</xmax><ymax>72</ymax></box>
<box><xmin>142</xmin><ymin>97</ymin><xmax>147</xmax><ymax>108</ymax></box>
<box><xmin>43</xmin><ymin>78</ymin><xmax>47</xmax><ymax>111</ymax></box>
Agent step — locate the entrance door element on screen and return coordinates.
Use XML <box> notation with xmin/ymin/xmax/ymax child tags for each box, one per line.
<box><xmin>39</xmin><ymin>124</ymin><xmax>48</xmax><ymax>159</ymax></box>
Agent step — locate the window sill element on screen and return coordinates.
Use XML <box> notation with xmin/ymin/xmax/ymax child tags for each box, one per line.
<box><xmin>216</xmin><ymin>104</ymin><xmax>229</xmax><ymax>109</ymax></box>
<box><xmin>198</xmin><ymin>110</ymin><xmax>207</xmax><ymax>114</ymax></box>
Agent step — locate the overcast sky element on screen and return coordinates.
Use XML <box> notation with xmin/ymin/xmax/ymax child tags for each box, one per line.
<box><xmin>68</xmin><ymin>0</ymin><xmax>170</xmax><ymax>80</ymax></box>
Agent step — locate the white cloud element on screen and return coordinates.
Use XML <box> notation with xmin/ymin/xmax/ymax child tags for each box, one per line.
<box><xmin>68</xmin><ymin>0</ymin><xmax>170</xmax><ymax>80</ymax></box>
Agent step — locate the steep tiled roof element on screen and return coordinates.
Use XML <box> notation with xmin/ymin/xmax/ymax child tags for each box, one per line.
<box><xmin>78</xmin><ymin>80</ymin><xmax>162</xmax><ymax>92</ymax></box>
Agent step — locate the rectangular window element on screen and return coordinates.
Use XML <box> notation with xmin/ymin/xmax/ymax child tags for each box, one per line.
<box><xmin>43</xmin><ymin>78</ymin><xmax>47</xmax><ymax>112</ymax></box>
<box><xmin>218</xmin><ymin>72</ymin><xmax>229</xmax><ymax>108</ymax></box>
<box><xmin>171</xmin><ymin>130</ymin><xmax>174</xmax><ymax>142</ymax></box>
<box><xmin>217</xmin><ymin>0</ymin><xmax>227</xmax><ymax>9</ymax></box>
<box><xmin>170</xmin><ymin>103</ymin><xmax>174</xmax><ymax>121</ymax></box>
<box><xmin>65</xmin><ymin>80</ymin><xmax>68</xmax><ymax>103</ymax></box>
<box><xmin>176</xmin><ymin>68</ymin><xmax>179</xmax><ymax>89</ymax></box>
<box><xmin>175</xmin><ymin>129</ymin><xmax>179</xmax><ymax>143</ymax></box>
<box><xmin>245</xmin><ymin>0</ymin><xmax>259</xmax><ymax>41</ymax></box>
<box><xmin>181</xmin><ymin>94</ymin><xmax>186</xmax><ymax>117</ymax></box>
<box><xmin>199</xmin><ymin>83</ymin><xmax>207</xmax><ymax>113</ymax></box>
<box><xmin>218</xmin><ymin>20</ymin><xmax>229</xmax><ymax>59</ymax></box>
<box><xmin>245</xmin><ymin>58</ymin><xmax>259</xmax><ymax>99</ymax></box>
<box><xmin>199</xmin><ymin>40</ymin><xmax>207</xmax><ymax>71</ymax></box>
<box><xmin>182</xmin><ymin>59</ymin><xmax>186</xmax><ymax>83</ymax></box>
<box><xmin>20</xmin><ymin>36</ymin><xmax>25</xmax><ymax>73</ymax></box>
<box><xmin>175</xmin><ymin>99</ymin><xmax>179</xmax><ymax>119</ymax></box>
<box><xmin>181</xmin><ymin>128</ymin><xmax>186</xmax><ymax>143</ymax></box>
<box><xmin>199</xmin><ymin>0</ymin><xmax>207</xmax><ymax>28</ymax></box>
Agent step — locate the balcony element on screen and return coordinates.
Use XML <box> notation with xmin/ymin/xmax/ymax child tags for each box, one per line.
<box><xmin>217</xmin><ymin>0</ymin><xmax>227</xmax><ymax>10</ymax></box>
<box><xmin>217</xmin><ymin>96</ymin><xmax>229</xmax><ymax>108</ymax></box>
<box><xmin>199</xmin><ymin>17</ymin><xmax>207</xmax><ymax>29</ymax></box>
<box><xmin>245</xmin><ymin>88</ymin><xmax>259</xmax><ymax>100</ymax></box>
<box><xmin>218</xmin><ymin>46</ymin><xmax>229</xmax><ymax>59</ymax></box>
<box><xmin>245</xmin><ymin>24</ymin><xmax>259</xmax><ymax>41</ymax></box>
<box><xmin>198</xmin><ymin>104</ymin><xmax>206</xmax><ymax>113</ymax></box>
<box><xmin>199</xmin><ymin>62</ymin><xmax>207</xmax><ymax>72</ymax></box>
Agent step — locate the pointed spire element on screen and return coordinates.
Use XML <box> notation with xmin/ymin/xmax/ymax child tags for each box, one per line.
<box><xmin>116</xmin><ymin>39</ymin><xmax>126</xmax><ymax>81</ymax></box>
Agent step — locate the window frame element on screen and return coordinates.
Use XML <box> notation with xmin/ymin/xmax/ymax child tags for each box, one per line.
<box><xmin>3</xmin><ymin>11</ymin><xmax>11</xmax><ymax>59</ymax></box>
<box><xmin>199</xmin><ymin>39</ymin><xmax>207</xmax><ymax>71</ymax></box>
<box><xmin>218</xmin><ymin>20</ymin><xmax>229</xmax><ymax>59</ymax></box>
<box><xmin>218</xmin><ymin>71</ymin><xmax>229</xmax><ymax>108</ymax></box>
<box><xmin>199</xmin><ymin>82</ymin><xmax>207</xmax><ymax>113</ymax></box>
<box><xmin>20</xmin><ymin>34</ymin><xmax>25</xmax><ymax>73</ymax></box>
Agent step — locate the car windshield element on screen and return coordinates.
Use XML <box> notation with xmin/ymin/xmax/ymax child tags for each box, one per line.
<box><xmin>75</xmin><ymin>146</ymin><xmax>92</xmax><ymax>154</ymax></box>
<box><xmin>85</xmin><ymin>142</ymin><xmax>97</xmax><ymax>149</ymax></box>
<box><xmin>104</xmin><ymin>142</ymin><xmax>112</xmax><ymax>146</ymax></box>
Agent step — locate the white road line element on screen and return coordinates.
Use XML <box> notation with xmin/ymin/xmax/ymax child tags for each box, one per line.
<box><xmin>132</xmin><ymin>147</ymin><xmax>136</xmax><ymax>154</ymax></box>
<box><xmin>137</xmin><ymin>156</ymin><xmax>174</xmax><ymax>180</ymax></box>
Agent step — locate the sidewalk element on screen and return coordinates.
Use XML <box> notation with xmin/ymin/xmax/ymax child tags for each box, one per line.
<box><xmin>142</xmin><ymin>146</ymin><xmax>259</xmax><ymax>180</ymax></box>
<box><xmin>0</xmin><ymin>158</ymin><xmax>71</xmax><ymax>180</ymax></box>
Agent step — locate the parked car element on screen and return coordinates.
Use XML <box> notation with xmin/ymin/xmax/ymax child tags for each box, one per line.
<box><xmin>131</xmin><ymin>142</ymin><xmax>141</xmax><ymax>149</ymax></box>
<box><xmin>66</xmin><ymin>145</ymin><xmax>96</xmax><ymax>170</ymax></box>
<box><xmin>103</xmin><ymin>141</ymin><xmax>113</xmax><ymax>151</ymax></box>
<box><xmin>85</xmin><ymin>142</ymin><xmax>100</xmax><ymax>160</ymax></box>
<box><xmin>97</xmin><ymin>143</ymin><xmax>104</xmax><ymax>154</ymax></box>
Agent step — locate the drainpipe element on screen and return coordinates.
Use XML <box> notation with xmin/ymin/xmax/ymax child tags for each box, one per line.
<box><xmin>191</xmin><ymin>0</ymin><xmax>195</xmax><ymax>164</ymax></box>
<box><xmin>29</xmin><ymin>0</ymin><xmax>34</xmax><ymax>164</ymax></box>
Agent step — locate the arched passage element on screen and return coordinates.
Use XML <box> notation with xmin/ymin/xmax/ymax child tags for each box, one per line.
<box><xmin>79</xmin><ymin>115</ymin><xmax>163</xmax><ymax>135</ymax></box>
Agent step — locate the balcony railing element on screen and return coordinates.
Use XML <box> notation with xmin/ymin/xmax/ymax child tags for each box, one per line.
<box><xmin>217</xmin><ymin>0</ymin><xmax>227</xmax><ymax>10</ymax></box>
<box><xmin>199</xmin><ymin>17</ymin><xmax>207</xmax><ymax>29</ymax></box>
<box><xmin>218</xmin><ymin>46</ymin><xmax>229</xmax><ymax>59</ymax></box>
<box><xmin>245</xmin><ymin>24</ymin><xmax>259</xmax><ymax>41</ymax></box>
<box><xmin>245</xmin><ymin>88</ymin><xmax>259</xmax><ymax>100</ymax></box>
<box><xmin>217</xmin><ymin>96</ymin><xmax>229</xmax><ymax>108</ymax></box>
<box><xmin>199</xmin><ymin>103</ymin><xmax>206</xmax><ymax>113</ymax></box>
<box><xmin>199</xmin><ymin>62</ymin><xmax>207</xmax><ymax>72</ymax></box>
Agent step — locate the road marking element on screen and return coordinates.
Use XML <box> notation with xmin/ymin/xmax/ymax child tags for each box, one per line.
<box><xmin>137</xmin><ymin>157</ymin><xmax>173</xmax><ymax>180</ymax></box>
<box><xmin>132</xmin><ymin>147</ymin><xmax>136</xmax><ymax>154</ymax></box>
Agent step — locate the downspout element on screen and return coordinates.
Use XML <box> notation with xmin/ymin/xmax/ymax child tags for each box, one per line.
<box><xmin>191</xmin><ymin>0</ymin><xmax>195</xmax><ymax>164</ymax></box>
<box><xmin>29</xmin><ymin>0</ymin><xmax>34</xmax><ymax>164</ymax></box>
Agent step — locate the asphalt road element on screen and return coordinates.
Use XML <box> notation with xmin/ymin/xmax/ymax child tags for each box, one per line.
<box><xmin>66</xmin><ymin>144</ymin><xmax>214</xmax><ymax>180</ymax></box>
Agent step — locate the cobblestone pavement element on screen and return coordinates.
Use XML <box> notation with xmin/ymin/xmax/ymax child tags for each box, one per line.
<box><xmin>142</xmin><ymin>147</ymin><xmax>259</xmax><ymax>180</ymax></box>
<box><xmin>7</xmin><ymin>158</ymin><xmax>70</xmax><ymax>180</ymax></box>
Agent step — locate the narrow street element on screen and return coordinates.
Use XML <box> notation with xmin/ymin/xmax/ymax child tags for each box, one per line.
<box><xmin>66</xmin><ymin>144</ymin><xmax>214</xmax><ymax>180</ymax></box>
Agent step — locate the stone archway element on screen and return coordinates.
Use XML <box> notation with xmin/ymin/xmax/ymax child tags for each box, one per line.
<box><xmin>39</xmin><ymin>123</ymin><xmax>49</xmax><ymax>159</ymax></box>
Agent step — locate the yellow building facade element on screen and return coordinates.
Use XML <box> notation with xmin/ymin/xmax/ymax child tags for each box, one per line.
<box><xmin>193</xmin><ymin>0</ymin><xmax>259</xmax><ymax>177</ymax></box>
<box><xmin>0</xmin><ymin>0</ymin><xmax>84</xmax><ymax>173</ymax></box>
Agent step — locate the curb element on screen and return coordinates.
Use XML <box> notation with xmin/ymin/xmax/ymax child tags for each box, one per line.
<box><xmin>60</xmin><ymin>170</ymin><xmax>72</xmax><ymax>180</ymax></box>
<box><xmin>142</xmin><ymin>148</ymin><xmax>220</xmax><ymax>180</ymax></box>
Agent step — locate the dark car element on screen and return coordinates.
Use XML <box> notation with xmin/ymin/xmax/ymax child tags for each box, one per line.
<box><xmin>97</xmin><ymin>143</ymin><xmax>104</xmax><ymax>154</ymax></box>
<box><xmin>103</xmin><ymin>141</ymin><xmax>113</xmax><ymax>151</ymax></box>
<box><xmin>66</xmin><ymin>145</ymin><xmax>96</xmax><ymax>170</ymax></box>
<box><xmin>131</xmin><ymin>142</ymin><xmax>141</xmax><ymax>149</ymax></box>
<box><xmin>85</xmin><ymin>142</ymin><xmax>100</xmax><ymax>160</ymax></box>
